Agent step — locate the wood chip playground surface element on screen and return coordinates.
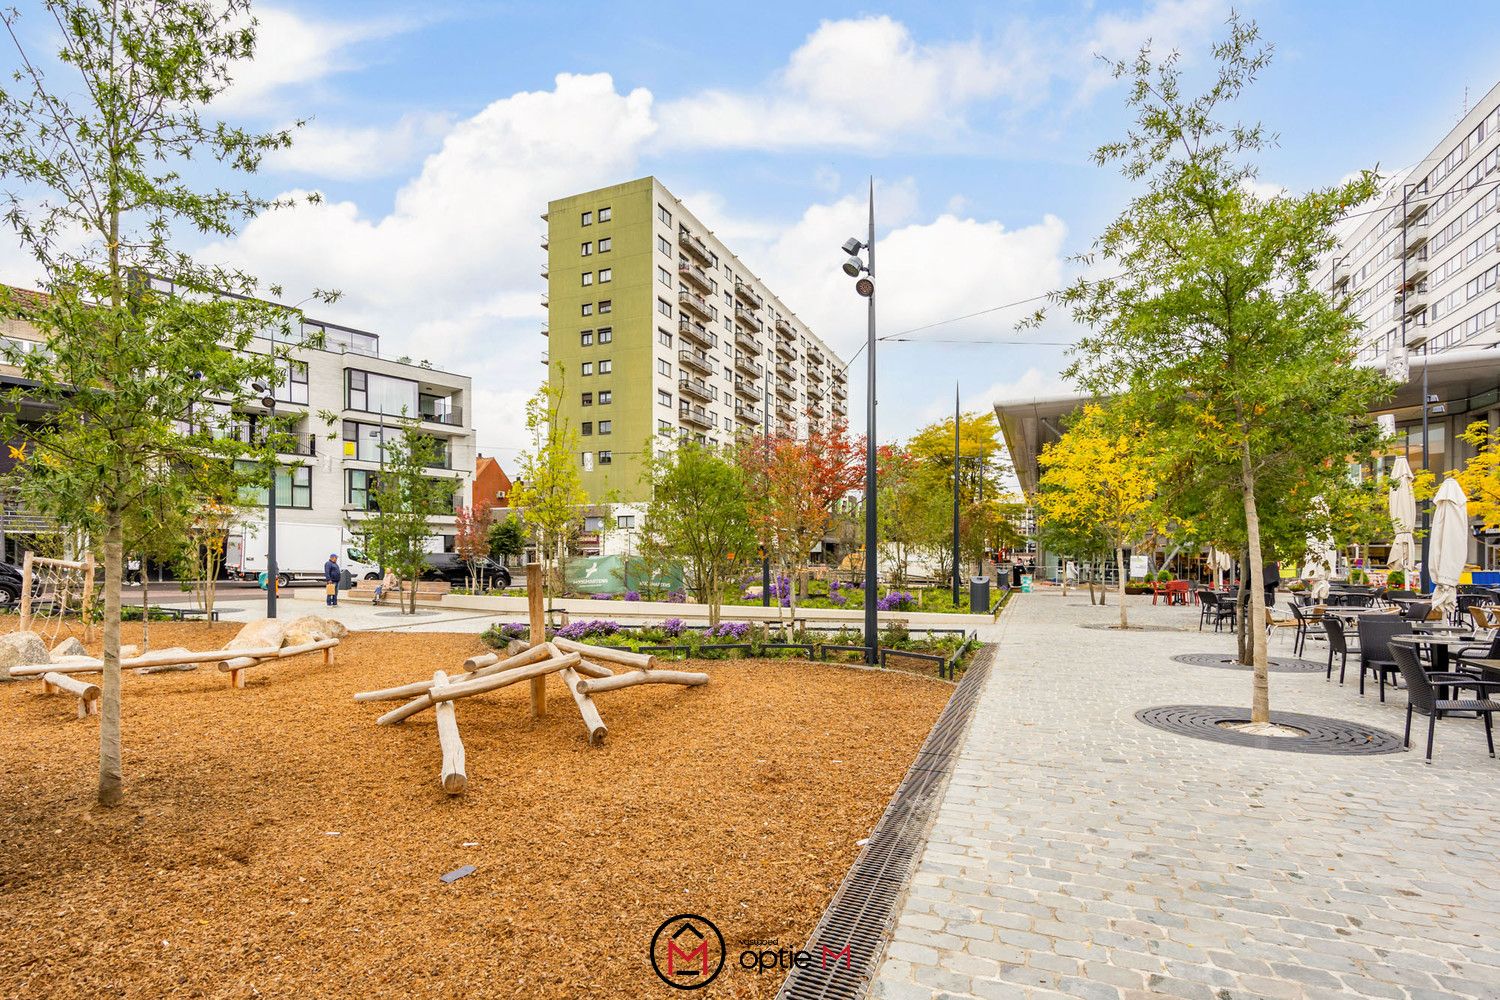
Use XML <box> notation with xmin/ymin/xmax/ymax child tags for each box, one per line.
<box><xmin>0</xmin><ymin>620</ymin><xmax>950</xmax><ymax>999</ymax></box>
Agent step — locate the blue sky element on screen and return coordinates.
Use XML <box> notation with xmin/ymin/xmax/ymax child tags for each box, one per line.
<box><xmin>11</xmin><ymin>0</ymin><xmax>1500</xmax><ymax>466</ymax></box>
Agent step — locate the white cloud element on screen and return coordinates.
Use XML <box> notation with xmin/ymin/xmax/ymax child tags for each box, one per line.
<box><xmin>1077</xmin><ymin>0</ymin><xmax>1229</xmax><ymax>100</ymax></box>
<box><xmin>659</xmin><ymin>16</ymin><xmax>1024</xmax><ymax>150</ymax></box>
<box><xmin>268</xmin><ymin>112</ymin><xmax>454</xmax><ymax>180</ymax></box>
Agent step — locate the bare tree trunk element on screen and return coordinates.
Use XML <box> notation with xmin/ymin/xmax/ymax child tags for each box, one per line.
<box><xmin>1236</xmin><ymin>548</ymin><xmax>1250</xmax><ymax>665</ymax></box>
<box><xmin>1115</xmin><ymin>546</ymin><xmax>1129</xmax><ymax>629</ymax></box>
<box><xmin>1241</xmin><ymin>442</ymin><xmax>1270</xmax><ymax>723</ymax></box>
<box><xmin>140</xmin><ymin>558</ymin><xmax>151</xmax><ymax>652</ymax></box>
<box><xmin>99</xmin><ymin>514</ymin><xmax>124</xmax><ymax>806</ymax></box>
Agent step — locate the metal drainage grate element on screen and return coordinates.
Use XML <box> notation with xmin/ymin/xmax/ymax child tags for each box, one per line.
<box><xmin>1170</xmin><ymin>652</ymin><xmax>1325</xmax><ymax>673</ymax></box>
<box><xmin>1136</xmin><ymin>704</ymin><xmax>1406</xmax><ymax>755</ymax></box>
<box><xmin>777</xmin><ymin>644</ymin><xmax>996</xmax><ymax>1000</ymax></box>
<box><xmin>1077</xmin><ymin>622</ymin><xmax>1192</xmax><ymax>633</ymax></box>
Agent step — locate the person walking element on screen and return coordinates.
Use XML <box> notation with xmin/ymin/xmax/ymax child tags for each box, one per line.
<box><xmin>324</xmin><ymin>552</ymin><xmax>340</xmax><ymax>607</ymax></box>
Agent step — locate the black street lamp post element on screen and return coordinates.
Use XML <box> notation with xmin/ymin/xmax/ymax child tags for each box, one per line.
<box><xmin>252</xmin><ymin>382</ymin><xmax>279</xmax><ymax>619</ymax></box>
<box><xmin>840</xmin><ymin>180</ymin><xmax>878</xmax><ymax>663</ymax></box>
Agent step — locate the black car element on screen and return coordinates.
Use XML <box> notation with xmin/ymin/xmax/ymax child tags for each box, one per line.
<box><xmin>0</xmin><ymin>562</ymin><xmax>20</xmax><ymax>608</ymax></box>
<box><xmin>420</xmin><ymin>553</ymin><xmax>512</xmax><ymax>590</ymax></box>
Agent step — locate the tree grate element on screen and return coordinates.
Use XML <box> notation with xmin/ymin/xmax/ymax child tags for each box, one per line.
<box><xmin>1136</xmin><ymin>704</ymin><xmax>1406</xmax><ymax>755</ymax></box>
<box><xmin>1170</xmin><ymin>652</ymin><xmax>1326</xmax><ymax>673</ymax></box>
<box><xmin>776</xmin><ymin>644</ymin><xmax>996</xmax><ymax>1000</ymax></box>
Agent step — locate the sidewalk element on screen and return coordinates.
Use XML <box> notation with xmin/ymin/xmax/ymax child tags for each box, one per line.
<box><xmin>870</xmin><ymin>589</ymin><xmax>1500</xmax><ymax>1000</ymax></box>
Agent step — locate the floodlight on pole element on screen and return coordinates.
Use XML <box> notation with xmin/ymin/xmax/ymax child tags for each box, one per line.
<box><xmin>837</xmin><ymin>187</ymin><xmax>878</xmax><ymax>664</ymax></box>
<box><xmin>841</xmin><ymin>237</ymin><xmax>865</xmax><ymax>256</ymax></box>
<box><xmin>842</xmin><ymin>256</ymin><xmax>864</xmax><ymax>278</ymax></box>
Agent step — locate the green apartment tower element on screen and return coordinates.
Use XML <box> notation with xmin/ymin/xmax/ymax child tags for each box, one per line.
<box><xmin>543</xmin><ymin>177</ymin><xmax>848</xmax><ymax>502</ymax></box>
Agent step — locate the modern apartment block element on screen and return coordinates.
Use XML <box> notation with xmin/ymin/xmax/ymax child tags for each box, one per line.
<box><xmin>542</xmin><ymin>176</ymin><xmax>848</xmax><ymax>501</ymax></box>
<box><xmin>0</xmin><ymin>283</ymin><xmax>477</xmax><ymax>564</ymax></box>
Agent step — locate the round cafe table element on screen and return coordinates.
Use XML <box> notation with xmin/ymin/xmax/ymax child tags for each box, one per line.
<box><xmin>1389</xmin><ymin>632</ymin><xmax>1484</xmax><ymax>674</ymax></box>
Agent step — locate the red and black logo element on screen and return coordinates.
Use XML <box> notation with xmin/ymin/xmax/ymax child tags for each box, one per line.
<box><xmin>649</xmin><ymin>913</ymin><xmax>725</xmax><ymax>990</ymax></box>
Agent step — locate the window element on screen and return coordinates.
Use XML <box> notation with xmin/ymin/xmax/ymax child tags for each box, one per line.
<box><xmin>597</xmin><ymin>327</ymin><xmax>613</xmax><ymax>344</ymax></box>
<box><xmin>659</xmin><ymin>266</ymin><xmax>672</xmax><ymax>287</ymax></box>
<box><xmin>657</xmin><ymin>298</ymin><xmax>672</xmax><ymax>318</ymax></box>
<box><xmin>659</xmin><ymin>419</ymin><xmax>672</xmax><ymax>433</ymax></box>
<box><xmin>581</xmin><ymin>452</ymin><xmax>592</xmax><ymax>470</ymax></box>
<box><xmin>346</xmin><ymin>369</ymin><xmax>418</xmax><ymax>416</ymax></box>
<box><xmin>581</xmin><ymin>392</ymin><xmax>593</xmax><ymax>406</ymax></box>
<box><xmin>658</xmin><ymin>389</ymin><xmax>672</xmax><ymax>407</ymax></box>
<box><xmin>274</xmin><ymin>359</ymin><xmax>309</xmax><ymax>404</ymax></box>
<box><xmin>238</xmin><ymin>461</ymin><xmax>312</xmax><ymax>509</ymax></box>
<box><xmin>581</xmin><ymin>211</ymin><xmax>592</xmax><ymax>226</ymax></box>
<box><xmin>617</xmin><ymin>514</ymin><xmax>635</xmax><ymax>529</ymax></box>
<box><xmin>581</xmin><ymin>421</ymin><xmax>593</xmax><ymax>436</ymax></box>
<box><xmin>658</xmin><ymin>205</ymin><xmax>672</xmax><ymax>226</ymax></box>
<box><xmin>580</xmin><ymin>330</ymin><xmax>593</xmax><ymax>346</ymax></box>
<box><xmin>658</xmin><ymin>328</ymin><xmax>673</xmax><ymax>348</ymax></box>
<box><xmin>581</xmin><ymin>303</ymin><xmax>593</xmax><ymax>317</ymax></box>
<box><xmin>580</xmin><ymin>241</ymin><xmax>592</xmax><ymax>256</ymax></box>
<box><xmin>598</xmin><ymin>390</ymin><xmax>612</xmax><ymax>404</ymax></box>
<box><xmin>584</xmin><ymin>515</ymin><xmax>604</xmax><ymax>532</ymax></box>
<box><xmin>581</xmin><ymin>361</ymin><xmax>593</xmax><ymax>376</ymax></box>
<box><xmin>598</xmin><ymin>450</ymin><xmax>613</xmax><ymax>465</ymax></box>
<box><xmin>658</xmin><ymin>235</ymin><xmax>671</xmax><ymax>255</ymax></box>
<box><xmin>598</xmin><ymin>299</ymin><xmax>612</xmax><ymax>314</ymax></box>
<box><xmin>341</xmin><ymin>420</ymin><xmax>400</xmax><ymax>463</ymax></box>
<box><xmin>582</xmin><ymin>272</ymin><xmax>593</xmax><ymax>286</ymax></box>
<box><xmin>598</xmin><ymin>207</ymin><xmax>612</xmax><ymax>222</ymax></box>
<box><xmin>658</xmin><ymin>358</ymin><xmax>672</xmax><ymax>377</ymax></box>
<box><xmin>599</xmin><ymin>268</ymin><xmax>612</xmax><ymax>283</ymax></box>
<box><xmin>345</xmin><ymin>469</ymin><xmax>379</xmax><ymax>511</ymax></box>
<box><xmin>598</xmin><ymin>420</ymin><xmax>612</xmax><ymax>435</ymax></box>
<box><xmin>598</xmin><ymin>359</ymin><xmax>612</xmax><ymax>374</ymax></box>
<box><xmin>598</xmin><ymin>237</ymin><xmax>611</xmax><ymax>252</ymax></box>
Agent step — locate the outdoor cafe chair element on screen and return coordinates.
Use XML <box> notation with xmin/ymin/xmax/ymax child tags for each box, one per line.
<box><xmin>1399</xmin><ymin>601</ymin><xmax>1432</xmax><ymax>622</ymax></box>
<box><xmin>1265</xmin><ymin>607</ymin><xmax>1301</xmax><ymax>649</ymax></box>
<box><xmin>1199</xmin><ymin>591</ymin><xmax>1235</xmax><ymax>633</ymax></box>
<box><xmin>1467</xmin><ymin>605</ymin><xmax>1496</xmax><ymax>635</ymax></box>
<box><xmin>1287</xmin><ymin>601</ymin><xmax>1324</xmax><ymax>658</ymax></box>
<box><xmin>1357</xmin><ymin>615</ymin><xmax>1413</xmax><ymax>702</ymax></box>
<box><xmin>1321</xmin><ymin>617</ymin><xmax>1357</xmax><ymax>684</ymax></box>
<box><xmin>1389</xmin><ymin>642</ymin><xmax>1500</xmax><ymax>763</ymax></box>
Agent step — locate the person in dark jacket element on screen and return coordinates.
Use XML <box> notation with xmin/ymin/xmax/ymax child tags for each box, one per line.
<box><xmin>324</xmin><ymin>553</ymin><xmax>340</xmax><ymax>607</ymax></box>
<box><xmin>1262</xmin><ymin>560</ymin><xmax>1280</xmax><ymax>611</ymax></box>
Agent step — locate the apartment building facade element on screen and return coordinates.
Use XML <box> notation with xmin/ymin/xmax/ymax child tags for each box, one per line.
<box><xmin>0</xmin><ymin>284</ymin><xmax>477</xmax><ymax>564</ymax></box>
<box><xmin>542</xmin><ymin>176</ymin><xmax>848</xmax><ymax>501</ymax></box>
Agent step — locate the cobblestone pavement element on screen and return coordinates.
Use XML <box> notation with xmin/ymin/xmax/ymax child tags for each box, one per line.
<box><xmin>869</xmin><ymin>589</ymin><xmax>1500</xmax><ymax>1000</ymax></box>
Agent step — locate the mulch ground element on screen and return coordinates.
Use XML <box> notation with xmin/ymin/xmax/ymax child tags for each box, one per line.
<box><xmin>0</xmin><ymin>620</ymin><xmax>951</xmax><ymax>999</ymax></box>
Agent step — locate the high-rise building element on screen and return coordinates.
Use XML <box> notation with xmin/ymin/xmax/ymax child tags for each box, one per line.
<box><xmin>542</xmin><ymin>177</ymin><xmax>848</xmax><ymax>501</ymax></box>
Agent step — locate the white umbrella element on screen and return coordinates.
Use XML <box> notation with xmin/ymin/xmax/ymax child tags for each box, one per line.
<box><xmin>1208</xmin><ymin>546</ymin><xmax>1233</xmax><ymax>590</ymax></box>
<box><xmin>1387</xmin><ymin>456</ymin><xmax>1417</xmax><ymax>580</ymax></box>
<box><xmin>1301</xmin><ymin>498</ymin><xmax>1335</xmax><ymax>603</ymax></box>
<box><xmin>1429</xmin><ymin>477</ymin><xmax>1469</xmax><ymax>617</ymax></box>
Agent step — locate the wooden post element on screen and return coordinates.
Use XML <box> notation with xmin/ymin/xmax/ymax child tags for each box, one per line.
<box><xmin>81</xmin><ymin>552</ymin><xmax>96</xmax><ymax>643</ymax></box>
<box><xmin>527</xmin><ymin>562</ymin><xmax>546</xmax><ymax>719</ymax></box>
<box><xmin>19</xmin><ymin>551</ymin><xmax>32</xmax><ymax>633</ymax></box>
<box><xmin>433</xmin><ymin>670</ymin><xmax>467</xmax><ymax>795</ymax></box>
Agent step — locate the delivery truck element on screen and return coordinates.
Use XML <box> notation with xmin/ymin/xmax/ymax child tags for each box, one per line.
<box><xmin>226</xmin><ymin>521</ymin><xmax>382</xmax><ymax>587</ymax></box>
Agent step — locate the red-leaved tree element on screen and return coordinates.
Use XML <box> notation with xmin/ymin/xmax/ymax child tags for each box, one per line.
<box><xmin>454</xmin><ymin>501</ymin><xmax>496</xmax><ymax>592</ymax></box>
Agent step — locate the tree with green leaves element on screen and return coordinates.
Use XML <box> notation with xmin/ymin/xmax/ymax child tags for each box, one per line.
<box><xmin>1055</xmin><ymin>18</ymin><xmax>1393</xmax><ymax>719</ymax></box>
<box><xmin>510</xmin><ymin>378</ymin><xmax>587</xmax><ymax>597</ymax></box>
<box><xmin>488</xmin><ymin>515</ymin><xmax>527</xmax><ymax>568</ymax></box>
<box><xmin>0</xmin><ymin>0</ymin><xmax>320</xmax><ymax>806</ymax></box>
<box><xmin>351</xmin><ymin>417</ymin><xmax>455</xmax><ymax>615</ymax></box>
<box><xmin>642</xmin><ymin>441</ymin><xmax>753</xmax><ymax>625</ymax></box>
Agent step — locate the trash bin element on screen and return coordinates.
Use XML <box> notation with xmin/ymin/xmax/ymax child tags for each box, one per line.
<box><xmin>969</xmin><ymin>576</ymin><xmax>990</xmax><ymax>613</ymax></box>
<box><xmin>1011</xmin><ymin>564</ymin><xmax>1023</xmax><ymax>588</ymax></box>
<box><xmin>340</xmin><ymin>568</ymin><xmax>354</xmax><ymax>590</ymax></box>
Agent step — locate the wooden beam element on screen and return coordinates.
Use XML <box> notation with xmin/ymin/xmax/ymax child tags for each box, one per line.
<box><xmin>354</xmin><ymin>642</ymin><xmax>553</xmax><ymax>703</ymax></box>
<box><xmin>558</xmin><ymin>665</ymin><xmax>607</xmax><ymax>746</ymax></box>
<box><xmin>12</xmin><ymin>645</ymin><xmax>284</xmax><ymax>678</ymax></box>
<box><xmin>433</xmin><ymin>670</ymin><xmax>467</xmax><ymax>795</ymax></box>
<box><xmin>576</xmin><ymin>669</ymin><xmax>710</xmax><ymax>695</ymax></box>
<box><xmin>376</xmin><ymin>652</ymin><xmax>580</xmax><ymax>725</ymax></box>
<box><xmin>19</xmin><ymin>551</ymin><xmax>32</xmax><ymax>634</ymax></box>
<box><xmin>528</xmin><ymin>562</ymin><xmax>546</xmax><ymax>720</ymax></box>
<box><xmin>41</xmin><ymin>671</ymin><xmax>100</xmax><ymax>718</ymax></box>
<box><xmin>543</xmin><ymin>643</ymin><xmax>612</xmax><ymax>679</ymax></box>
<box><xmin>551</xmin><ymin>636</ymin><xmax>657</xmax><ymax>671</ymax></box>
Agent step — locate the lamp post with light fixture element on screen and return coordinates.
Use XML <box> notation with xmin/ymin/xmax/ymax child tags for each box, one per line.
<box><xmin>839</xmin><ymin>180</ymin><xmax>877</xmax><ymax>663</ymax></box>
<box><xmin>251</xmin><ymin>381</ymin><xmax>279</xmax><ymax>619</ymax></box>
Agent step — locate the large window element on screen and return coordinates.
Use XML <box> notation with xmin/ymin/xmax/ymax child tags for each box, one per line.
<box><xmin>237</xmin><ymin>461</ymin><xmax>311</xmax><ymax>509</ymax></box>
<box><xmin>346</xmin><ymin>369</ymin><xmax>418</xmax><ymax>416</ymax></box>
<box><xmin>274</xmin><ymin>359</ymin><xmax>309</xmax><ymax>404</ymax></box>
<box><xmin>347</xmin><ymin>469</ymin><xmax>378</xmax><ymax>511</ymax></box>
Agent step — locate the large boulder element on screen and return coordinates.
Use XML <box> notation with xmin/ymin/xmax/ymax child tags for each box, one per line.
<box><xmin>0</xmin><ymin>631</ymin><xmax>50</xmax><ymax>679</ymax></box>
<box><xmin>282</xmin><ymin>614</ymin><xmax>348</xmax><ymax>647</ymax></box>
<box><xmin>228</xmin><ymin>619</ymin><xmax>286</xmax><ymax>651</ymax></box>
<box><xmin>51</xmin><ymin>637</ymin><xmax>88</xmax><ymax>659</ymax></box>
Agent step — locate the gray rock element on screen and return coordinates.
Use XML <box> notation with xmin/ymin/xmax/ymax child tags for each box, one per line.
<box><xmin>0</xmin><ymin>630</ymin><xmax>50</xmax><ymax>679</ymax></box>
<box><xmin>51</xmin><ymin>636</ymin><xmax>88</xmax><ymax>659</ymax></box>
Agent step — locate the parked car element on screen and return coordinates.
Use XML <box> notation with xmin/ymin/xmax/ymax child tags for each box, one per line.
<box><xmin>0</xmin><ymin>562</ymin><xmax>22</xmax><ymax>608</ymax></box>
<box><xmin>420</xmin><ymin>553</ymin><xmax>512</xmax><ymax>590</ymax></box>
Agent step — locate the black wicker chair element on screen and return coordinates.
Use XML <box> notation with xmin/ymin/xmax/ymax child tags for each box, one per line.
<box><xmin>1389</xmin><ymin>643</ymin><xmax>1500</xmax><ymax>762</ymax></box>
<box><xmin>1199</xmin><ymin>591</ymin><xmax>1235</xmax><ymax>633</ymax></box>
<box><xmin>1399</xmin><ymin>601</ymin><xmax>1432</xmax><ymax>622</ymax></box>
<box><xmin>1357</xmin><ymin>616</ymin><xmax>1412</xmax><ymax>701</ymax></box>
<box><xmin>1321</xmin><ymin>616</ymin><xmax>1356</xmax><ymax>684</ymax></box>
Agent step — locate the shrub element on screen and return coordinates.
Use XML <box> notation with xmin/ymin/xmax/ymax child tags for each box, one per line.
<box><xmin>1387</xmin><ymin>570</ymin><xmax>1405</xmax><ymax>588</ymax></box>
<box><xmin>707</xmin><ymin>621</ymin><xmax>750</xmax><ymax>639</ymax></box>
<box><xmin>623</xmin><ymin>590</ymin><xmax>641</xmax><ymax>602</ymax></box>
<box><xmin>1156</xmin><ymin>569</ymin><xmax>1172</xmax><ymax>582</ymax></box>
<box><xmin>555</xmin><ymin>619</ymin><xmax>622</xmax><ymax>640</ymax></box>
<box><xmin>877</xmin><ymin>591</ymin><xmax>916</xmax><ymax>611</ymax></box>
<box><xmin>659</xmin><ymin>617</ymin><xmax>686</xmax><ymax>637</ymax></box>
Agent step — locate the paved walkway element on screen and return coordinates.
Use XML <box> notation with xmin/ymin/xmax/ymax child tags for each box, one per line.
<box><xmin>871</xmin><ymin>589</ymin><xmax>1500</xmax><ymax>1000</ymax></box>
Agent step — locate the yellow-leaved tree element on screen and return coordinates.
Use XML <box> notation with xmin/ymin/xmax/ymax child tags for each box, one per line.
<box><xmin>1036</xmin><ymin>404</ymin><xmax>1159</xmax><ymax>628</ymax></box>
<box><xmin>1454</xmin><ymin>422</ymin><xmax>1500</xmax><ymax>529</ymax></box>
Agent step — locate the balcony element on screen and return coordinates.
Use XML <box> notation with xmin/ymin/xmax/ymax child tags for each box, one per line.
<box><xmin>678</xmin><ymin>261</ymin><xmax>713</xmax><ymax>294</ymax></box>
<box><xmin>735</xmin><ymin>403</ymin><xmax>762</xmax><ymax>424</ymax></box>
<box><xmin>774</xmin><ymin>317</ymin><xmax>795</xmax><ymax>340</ymax></box>
<box><xmin>807</xmin><ymin>344</ymin><xmax>825</xmax><ymax>365</ymax></box>
<box><xmin>678</xmin><ymin>319</ymin><xmax>715</xmax><ymax>348</ymax></box>
<box><xmin>277</xmin><ymin>432</ymin><xmax>318</xmax><ymax>457</ymax></box>
<box><xmin>733</xmin><ymin>376</ymin><xmax>760</xmax><ymax>399</ymax></box>
<box><xmin>775</xmin><ymin>380</ymin><xmax>796</xmax><ymax>401</ymax></box>
<box><xmin>1401</xmin><ymin>218</ymin><xmax>1430</xmax><ymax>256</ymax></box>
<box><xmin>1396</xmin><ymin>284</ymin><xmax>1428</xmax><ymax>318</ymax></box>
<box><xmin>833</xmin><ymin>399</ymin><xmax>847</xmax><ymax>416</ymax></box>
<box><xmin>735</xmin><ymin>328</ymin><xmax>762</xmax><ymax>355</ymax></box>
<box><xmin>775</xmin><ymin>360</ymin><xmax>795</xmax><ymax>381</ymax></box>
<box><xmin>420</xmin><ymin>405</ymin><xmax>464</xmax><ymax>427</ymax></box>
<box><xmin>733</xmin><ymin>303</ymin><xmax>764</xmax><ymax>333</ymax></box>
<box><xmin>734</xmin><ymin>282</ymin><xmax>763</xmax><ymax>310</ymax></box>
<box><xmin>679</xmin><ymin>348</ymin><xmax>714</xmax><ymax>375</ymax></box>
<box><xmin>678</xmin><ymin>376</ymin><xmax>715</xmax><ymax>403</ymax></box>
<box><xmin>775</xmin><ymin>401</ymin><xmax>794</xmax><ymax>421</ymax></box>
<box><xmin>540</xmin><ymin>324</ymin><xmax>549</xmax><ymax>338</ymax></box>
<box><xmin>734</xmin><ymin>353</ymin><xmax>764</xmax><ymax>379</ymax></box>
<box><xmin>1401</xmin><ymin>255</ymin><xmax>1430</xmax><ymax>288</ymax></box>
<box><xmin>807</xmin><ymin>383</ymin><xmax>825</xmax><ymax>401</ymax></box>
<box><xmin>1400</xmin><ymin>191</ymin><xmax>1432</xmax><ymax>226</ymax></box>
<box><xmin>679</xmin><ymin>289</ymin><xmax>714</xmax><ymax>321</ymax></box>
<box><xmin>807</xmin><ymin>365</ymin><xmax>825</xmax><ymax>382</ymax></box>
<box><xmin>774</xmin><ymin>339</ymin><xmax>796</xmax><ymax>360</ymax></box>
<box><xmin>680</xmin><ymin>229</ymin><xmax>712</xmax><ymax>265</ymax></box>
<box><xmin>832</xmin><ymin>382</ymin><xmax>847</xmax><ymax>400</ymax></box>
<box><xmin>679</xmin><ymin>402</ymin><xmax>713</xmax><ymax>429</ymax></box>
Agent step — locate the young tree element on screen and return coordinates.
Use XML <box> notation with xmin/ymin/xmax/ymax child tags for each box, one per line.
<box><xmin>510</xmin><ymin>379</ymin><xmax>587</xmax><ymax>597</ymax></box>
<box><xmin>353</xmin><ymin>418</ymin><xmax>454</xmax><ymax>615</ymax></box>
<box><xmin>1055</xmin><ymin>19</ymin><xmax>1392</xmax><ymax>720</ymax></box>
<box><xmin>1036</xmin><ymin>404</ymin><xmax>1159</xmax><ymax>627</ymax></box>
<box><xmin>642</xmin><ymin>441</ymin><xmax>753</xmax><ymax>625</ymax></box>
<box><xmin>488</xmin><ymin>514</ymin><xmax>527</xmax><ymax>568</ymax></box>
<box><xmin>1454</xmin><ymin>422</ymin><xmax>1500</xmax><ymax>528</ymax></box>
<box><xmin>454</xmin><ymin>500</ymin><xmax>495</xmax><ymax>591</ymax></box>
<box><xmin>0</xmin><ymin>1</ymin><xmax>317</xmax><ymax>806</ymax></box>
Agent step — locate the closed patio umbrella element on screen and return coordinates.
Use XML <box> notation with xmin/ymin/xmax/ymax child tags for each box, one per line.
<box><xmin>1429</xmin><ymin>476</ymin><xmax>1469</xmax><ymax>617</ymax></box>
<box><xmin>1301</xmin><ymin>498</ymin><xmax>1335</xmax><ymax>602</ymax></box>
<box><xmin>1387</xmin><ymin>456</ymin><xmax>1417</xmax><ymax>580</ymax></box>
<box><xmin>1208</xmin><ymin>546</ymin><xmax>1233</xmax><ymax>590</ymax></box>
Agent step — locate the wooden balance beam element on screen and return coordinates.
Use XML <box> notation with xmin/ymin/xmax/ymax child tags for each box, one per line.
<box><xmin>11</xmin><ymin>645</ymin><xmax>283</xmax><ymax>678</ymax></box>
<box><xmin>41</xmin><ymin>671</ymin><xmax>100</xmax><ymax>718</ymax></box>
<box><xmin>432</xmin><ymin>670</ymin><xmax>467</xmax><ymax>795</ymax></box>
<box><xmin>217</xmin><ymin>638</ymin><xmax>340</xmax><ymax>688</ymax></box>
<box><xmin>376</xmin><ymin>650</ymin><xmax>582</xmax><ymax>726</ymax></box>
<box><xmin>574</xmin><ymin>668</ymin><xmax>711</xmax><ymax>695</ymax></box>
